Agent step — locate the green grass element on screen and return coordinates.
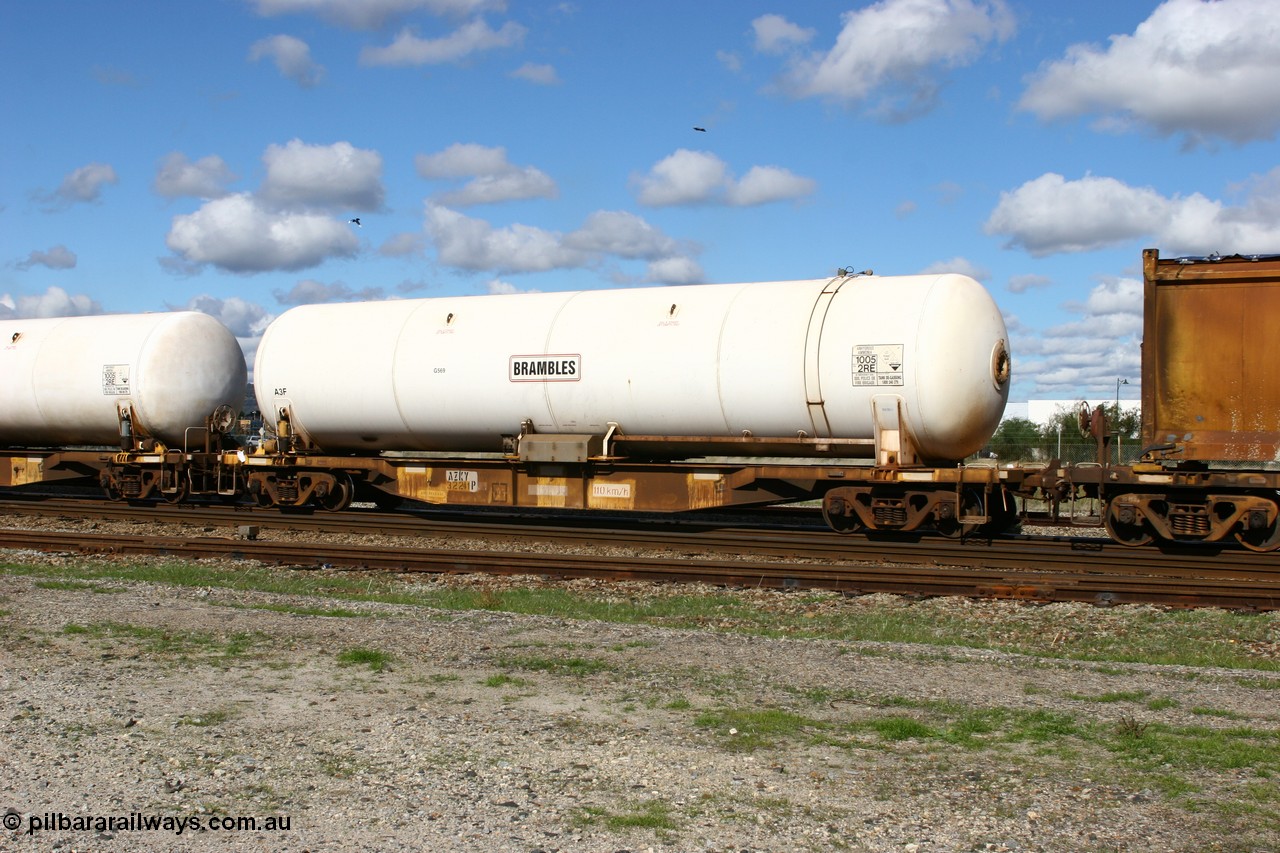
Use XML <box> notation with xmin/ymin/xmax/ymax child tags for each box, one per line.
<box><xmin>59</xmin><ymin>621</ymin><xmax>263</xmax><ymax>663</ymax></box>
<box><xmin>867</xmin><ymin>716</ymin><xmax>939</xmax><ymax>741</ymax></box>
<box><xmin>576</xmin><ymin>800</ymin><xmax>679</xmax><ymax>832</ymax></box>
<box><xmin>694</xmin><ymin>707</ymin><xmax>823</xmax><ymax>750</ymax></box>
<box><xmin>604</xmin><ymin>800</ymin><xmax>678</xmax><ymax>830</ymax></box>
<box><xmin>177</xmin><ymin>708</ymin><xmax>234</xmax><ymax>727</ymax></box>
<box><xmin>1190</xmin><ymin>706</ymin><xmax>1249</xmax><ymax>720</ymax></box>
<box><xmin>336</xmin><ymin>646</ymin><xmax>393</xmax><ymax>672</ymax></box>
<box><xmin>1106</xmin><ymin>723</ymin><xmax>1280</xmax><ymax>775</ymax></box>
<box><xmin>492</xmin><ymin>653</ymin><xmax>612</xmax><ymax>677</ymax></box>
<box><xmin>9</xmin><ymin>554</ymin><xmax>1280</xmax><ymax>841</ymax></box>
<box><xmin>694</xmin><ymin>700</ymin><xmax>1096</xmax><ymax>754</ymax></box>
<box><xmin>6</xmin><ymin>556</ymin><xmax>1278</xmax><ymax>672</ymax></box>
<box><xmin>686</xmin><ymin>695</ymin><xmax>1280</xmax><ymax>835</ymax></box>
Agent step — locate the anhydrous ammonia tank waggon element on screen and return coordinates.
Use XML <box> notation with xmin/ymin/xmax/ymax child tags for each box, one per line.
<box><xmin>0</xmin><ymin>312</ymin><xmax>247</xmax><ymax>448</ymax></box>
<box><xmin>255</xmin><ymin>273</ymin><xmax>1010</xmax><ymax>463</ymax></box>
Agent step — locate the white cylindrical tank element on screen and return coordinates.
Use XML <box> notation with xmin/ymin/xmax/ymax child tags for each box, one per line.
<box><xmin>255</xmin><ymin>274</ymin><xmax>1010</xmax><ymax>461</ymax></box>
<box><xmin>0</xmin><ymin>312</ymin><xmax>248</xmax><ymax>448</ymax></box>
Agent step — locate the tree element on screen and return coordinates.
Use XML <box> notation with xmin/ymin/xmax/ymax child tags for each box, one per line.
<box><xmin>986</xmin><ymin>417</ymin><xmax>1041</xmax><ymax>461</ymax></box>
<box><xmin>1035</xmin><ymin>402</ymin><xmax>1142</xmax><ymax>464</ymax></box>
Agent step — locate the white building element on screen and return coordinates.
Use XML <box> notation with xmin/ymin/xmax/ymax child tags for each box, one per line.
<box><xmin>1003</xmin><ymin>399</ymin><xmax>1141</xmax><ymax>427</ymax></box>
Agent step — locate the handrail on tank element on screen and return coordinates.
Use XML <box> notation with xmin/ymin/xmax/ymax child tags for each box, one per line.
<box><xmin>601</xmin><ymin>422</ymin><xmax>620</xmax><ymax>458</ymax></box>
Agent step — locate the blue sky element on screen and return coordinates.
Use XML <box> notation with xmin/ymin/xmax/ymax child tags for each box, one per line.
<box><xmin>3</xmin><ymin>0</ymin><xmax>1279</xmax><ymax>406</ymax></box>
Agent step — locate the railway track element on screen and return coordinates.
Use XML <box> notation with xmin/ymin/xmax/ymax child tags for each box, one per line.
<box><xmin>1</xmin><ymin>495</ymin><xmax>1277</xmax><ymax>610</ymax></box>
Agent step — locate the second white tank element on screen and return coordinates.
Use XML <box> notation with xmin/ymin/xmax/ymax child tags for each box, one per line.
<box><xmin>255</xmin><ymin>273</ymin><xmax>1010</xmax><ymax>462</ymax></box>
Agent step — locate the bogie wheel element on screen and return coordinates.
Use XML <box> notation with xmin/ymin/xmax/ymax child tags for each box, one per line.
<box><xmin>981</xmin><ymin>488</ymin><xmax>1020</xmax><ymax>536</ymax></box>
<box><xmin>1103</xmin><ymin>504</ymin><xmax>1153</xmax><ymax>547</ymax></box>
<box><xmin>1235</xmin><ymin>500</ymin><xmax>1280</xmax><ymax>552</ymax></box>
<box><xmin>937</xmin><ymin>490</ymin><xmax>982</xmax><ymax>539</ymax></box>
<box><xmin>822</xmin><ymin>499</ymin><xmax>863</xmax><ymax>535</ymax></box>
<box><xmin>319</xmin><ymin>474</ymin><xmax>354</xmax><ymax>512</ymax></box>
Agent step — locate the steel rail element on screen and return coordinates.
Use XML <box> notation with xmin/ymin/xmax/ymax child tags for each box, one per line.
<box><xmin>0</xmin><ymin>522</ymin><xmax>1278</xmax><ymax>611</ymax></box>
<box><xmin>0</xmin><ymin>495</ymin><xmax>1273</xmax><ymax>580</ymax></box>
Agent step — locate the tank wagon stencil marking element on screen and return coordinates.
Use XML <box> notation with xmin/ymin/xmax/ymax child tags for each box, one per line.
<box><xmin>509</xmin><ymin>354</ymin><xmax>581</xmax><ymax>382</ymax></box>
<box><xmin>852</xmin><ymin>344</ymin><xmax>904</xmax><ymax>387</ymax></box>
<box><xmin>445</xmin><ymin>470</ymin><xmax>479</xmax><ymax>492</ymax></box>
<box><xmin>101</xmin><ymin>364</ymin><xmax>131</xmax><ymax>395</ymax></box>
<box><xmin>592</xmin><ymin>482</ymin><xmax>632</xmax><ymax>499</ymax></box>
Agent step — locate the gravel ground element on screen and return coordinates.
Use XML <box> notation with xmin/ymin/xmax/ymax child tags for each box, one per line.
<box><xmin>2</xmin><ymin>532</ymin><xmax>1279</xmax><ymax>851</ymax></box>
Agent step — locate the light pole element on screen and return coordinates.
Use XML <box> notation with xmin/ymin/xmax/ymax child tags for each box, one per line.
<box><xmin>1115</xmin><ymin>377</ymin><xmax>1129</xmax><ymax>464</ymax></box>
<box><xmin>1115</xmin><ymin>377</ymin><xmax>1129</xmax><ymax>414</ymax></box>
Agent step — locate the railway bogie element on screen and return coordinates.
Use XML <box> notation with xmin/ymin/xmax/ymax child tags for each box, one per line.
<box><xmin>244</xmin><ymin>468</ymin><xmax>355</xmax><ymax>512</ymax></box>
<box><xmin>821</xmin><ymin>474</ymin><xmax>1017</xmax><ymax>537</ymax></box>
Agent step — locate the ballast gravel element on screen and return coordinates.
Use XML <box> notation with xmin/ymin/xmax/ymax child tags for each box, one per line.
<box><xmin>1</xmin><ymin>550</ymin><xmax>1278</xmax><ymax>852</ymax></box>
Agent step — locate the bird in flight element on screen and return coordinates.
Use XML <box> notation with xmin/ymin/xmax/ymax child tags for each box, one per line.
<box><xmin>349</xmin><ymin>217</ymin><xmax>361</xmax><ymax>227</ymax></box>
<box><xmin>693</xmin><ymin>127</ymin><xmax>706</xmax><ymax>132</ymax></box>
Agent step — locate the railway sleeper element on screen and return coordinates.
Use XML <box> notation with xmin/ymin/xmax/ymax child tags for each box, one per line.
<box><xmin>1106</xmin><ymin>491</ymin><xmax>1280</xmax><ymax>551</ymax></box>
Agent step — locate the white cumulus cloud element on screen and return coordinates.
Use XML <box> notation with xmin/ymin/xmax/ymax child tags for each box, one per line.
<box><xmin>171</xmin><ymin>294</ymin><xmax>275</xmax><ymax>339</ymax></box>
<box><xmin>917</xmin><ymin>256</ymin><xmax>989</xmax><ymax>281</ymax></box>
<box><xmin>766</xmin><ymin>0</ymin><xmax>1014</xmax><ymax>119</ymax></box>
<box><xmin>435</xmin><ymin>168</ymin><xmax>556</xmax><ymax>207</ymax></box>
<box><xmin>259</xmin><ymin>139</ymin><xmax>384</xmax><ymax>211</ymax></box>
<box><xmin>752</xmin><ymin>13</ymin><xmax>815</xmax><ymax>55</ymax></box>
<box><xmin>1007</xmin><ymin>273</ymin><xmax>1052</xmax><ymax>294</ymax></box>
<box><xmin>250</xmin><ymin>0</ymin><xmax>504</xmax><ymax>29</ymax></box>
<box><xmin>416</xmin><ymin>142</ymin><xmax>512</xmax><ymax>179</ymax></box>
<box><xmin>1019</xmin><ymin>0</ymin><xmax>1280</xmax><ymax>146</ymax></box>
<box><xmin>0</xmin><ymin>286</ymin><xmax>101</xmax><ymax>319</ymax></box>
<box><xmin>645</xmin><ymin>256</ymin><xmax>705</xmax><ymax>285</ymax></box>
<box><xmin>272</xmin><ymin>279</ymin><xmax>387</xmax><ymax>305</ymax></box>
<box><xmin>563</xmin><ymin>211</ymin><xmax>681</xmax><ymax>259</ymax></box>
<box><xmin>14</xmin><ymin>245</ymin><xmax>77</xmax><ymax>271</ymax></box>
<box><xmin>166</xmin><ymin>193</ymin><xmax>360</xmax><ymax>273</ymax></box>
<box><xmin>424</xmin><ymin>204</ymin><xmax>585</xmax><ymax>273</ymax></box>
<box><xmin>423</xmin><ymin>204</ymin><xmax>702</xmax><ymax>283</ymax></box>
<box><xmin>634</xmin><ymin>149</ymin><xmax>815</xmax><ymax>207</ymax></box>
<box><xmin>416</xmin><ymin>143</ymin><xmax>556</xmax><ymax>206</ymax></box>
<box><xmin>360</xmin><ymin>18</ymin><xmax>525</xmax><ymax>66</ymax></box>
<box><xmin>40</xmin><ymin>162</ymin><xmax>118</xmax><ymax>210</ymax></box>
<box><xmin>726</xmin><ymin>165</ymin><xmax>817</xmax><ymax>207</ymax></box>
<box><xmin>249</xmin><ymin>34</ymin><xmax>325</xmax><ymax>88</ymax></box>
<box><xmin>153</xmin><ymin>152</ymin><xmax>237</xmax><ymax>199</ymax></box>
<box><xmin>985</xmin><ymin>169</ymin><xmax>1280</xmax><ymax>257</ymax></box>
<box><xmin>510</xmin><ymin>62</ymin><xmax>560</xmax><ymax>85</ymax></box>
<box><xmin>161</xmin><ymin>140</ymin><xmax>382</xmax><ymax>274</ymax></box>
